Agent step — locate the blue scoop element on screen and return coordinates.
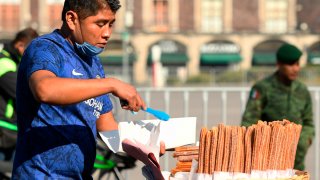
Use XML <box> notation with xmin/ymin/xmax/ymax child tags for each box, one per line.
<box><xmin>120</xmin><ymin>99</ymin><xmax>170</xmax><ymax>121</ymax></box>
<box><xmin>143</xmin><ymin>107</ymin><xmax>170</xmax><ymax>121</ymax></box>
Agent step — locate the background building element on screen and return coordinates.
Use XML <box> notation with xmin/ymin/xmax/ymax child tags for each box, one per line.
<box><xmin>1</xmin><ymin>0</ymin><xmax>320</xmax><ymax>85</ymax></box>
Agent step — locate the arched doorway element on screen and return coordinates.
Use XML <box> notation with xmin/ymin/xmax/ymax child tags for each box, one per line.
<box><xmin>307</xmin><ymin>41</ymin><xmax>320</xmax><ymax>65</ymax></box>
<box><xmin>252</xmin><ymin>40</ymin><xmax>286</xmax><ymax>66</ymax></box>
<box><xmin>200</xmin><ymin>40</ymin><xmax>242</xmax><ymax>67</ymax></box>
<box><xmin>147</xmin><ymin>39</ymin><xmax>189</xmax><ymax>85</ymax></box>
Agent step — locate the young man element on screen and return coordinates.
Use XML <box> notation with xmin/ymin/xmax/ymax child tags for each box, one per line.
<box><xmin>12</xmin><ymin>0</ymin><xmax>153</xmax><ymax>179</ymax></box>
<box><xmin>0</xmin><ymin>28</ymin><xmax>38</xmax><ymax>160</ymax></box>
<box><xmin>241</xmin><ymin>43</ymin><xmax>315</xmax><ymax>170</ymax></box>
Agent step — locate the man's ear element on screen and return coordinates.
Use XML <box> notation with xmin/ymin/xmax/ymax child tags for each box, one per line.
<box><xmin>65</xmin><ymin>10</ymin><xmax>78</xmax><ymax>31</ymax></box>
<box><xmin>14</xmin><ymin>41</ymin><xmax>25</xmax><ymax>56</ymax></box>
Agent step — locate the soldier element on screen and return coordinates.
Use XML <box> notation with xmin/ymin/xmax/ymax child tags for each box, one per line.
<box><xmin>241</xmin><ymin>43</ymin><xmax>315</xmax><ymax>170</ymax></box>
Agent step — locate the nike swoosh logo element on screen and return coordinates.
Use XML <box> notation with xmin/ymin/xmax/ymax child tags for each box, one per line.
<box><xmin>72</xmin><ymin>69</ymin><xmax>83</xmax><ymax>76</ymax></box>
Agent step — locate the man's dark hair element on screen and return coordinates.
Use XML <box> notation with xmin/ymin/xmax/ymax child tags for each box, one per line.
<box><xmin>61</xmin><ymin>0</ymin><xmax>121</xmax><ymax>22</ymax></box>
<box><xmin>12</xmin><ymin>27</ymin><xmax>39</xmax><ymax>45</ymax></box>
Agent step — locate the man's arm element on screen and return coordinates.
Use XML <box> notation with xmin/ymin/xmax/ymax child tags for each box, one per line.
<box><xmin>29</xmin><ymin>70</ymin><xmax>145</xmax><ymax>111</ymax></box>
<box><xmin>96</xmin><ymin>111</ymin><xmax>118</xmax><ymax>131</ymax></box>
<box><xmin>241</xmin><ymin>86</ymin><xmax>264</xmax><ymax>127</ymax></box>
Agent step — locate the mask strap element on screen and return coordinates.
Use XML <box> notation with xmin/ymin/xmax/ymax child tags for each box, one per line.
<box><xmin>78</xmin><ymin>17</ymin><xmax>85</xmax><ymax>44</ymax></box>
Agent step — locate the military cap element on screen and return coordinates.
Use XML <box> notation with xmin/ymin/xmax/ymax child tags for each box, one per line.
<box><xmin>276</xmin><ymin>43</ymin><xmax>302</xmax><ymax>64</ymax></box>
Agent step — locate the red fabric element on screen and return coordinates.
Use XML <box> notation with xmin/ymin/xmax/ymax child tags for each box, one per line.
<box><xmin>122</xmin><ymin>138</ymin><xmax>164</xmax><ymax>179</ymax></box>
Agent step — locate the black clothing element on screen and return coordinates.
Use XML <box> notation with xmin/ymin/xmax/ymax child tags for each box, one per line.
<box><xmin>0</xmin><ymin>44</ymin><xmax>19</xmax><ymax>150</ymax></box>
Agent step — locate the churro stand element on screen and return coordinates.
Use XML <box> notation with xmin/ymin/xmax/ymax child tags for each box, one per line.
<box><xmin>100</xmin><ymin>117</ymin><xmax>309</xmax><ymax>180</ymax></box>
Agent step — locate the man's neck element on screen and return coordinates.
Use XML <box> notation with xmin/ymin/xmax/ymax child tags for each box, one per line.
<box><xmin>59</xmin><ymin>24</ymin><xmax>73</xmax><ymax>46</ymax></box>
<box><xmin>276</xmin><ymin>71</ymin><xmax>293</xmax><ymax>86</ymax></box>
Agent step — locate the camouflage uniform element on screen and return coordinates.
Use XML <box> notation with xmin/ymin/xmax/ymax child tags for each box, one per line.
<box><xmin>241</xmin><ymin>72</ymin><xmax>315</xmax><ymax>170</ymax></box>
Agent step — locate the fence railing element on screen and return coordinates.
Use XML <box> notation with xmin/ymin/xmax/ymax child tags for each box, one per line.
<box><xmin>111</xmin><ymin>87</ymin><xmax>319</xmax><ymax>180</ymax></box>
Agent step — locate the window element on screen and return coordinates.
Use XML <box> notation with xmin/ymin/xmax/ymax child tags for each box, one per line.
<box><xmin>152</xmin><ymin>0</ymin><xmax>169</xmax><ymax>32</ymax></box>
<box><xmin>265</xmin><ymin>0</ymin><xmax>288</xmax><ymax>33</ymax></box>
<box><xmin>201</xmin><ymin>0</ymin><xmax>223</xmax><ymax>33</ymax></box>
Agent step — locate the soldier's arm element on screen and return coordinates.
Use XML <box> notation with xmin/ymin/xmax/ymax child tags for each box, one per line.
<box><xmin>301</xmin><ymin>90</ymin><xmax>315</xmax><ymax>144</ymax></box>
<box><xmin>241</xmin><ymin>85</ymin><xmax>265</xmax><ymax>127</ymax></box>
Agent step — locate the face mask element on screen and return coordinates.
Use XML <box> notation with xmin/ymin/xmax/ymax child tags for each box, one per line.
<box><xmin>75</xmin><ymin>42</ymin><xmax>104</xmax><ymax>57</ymax></box>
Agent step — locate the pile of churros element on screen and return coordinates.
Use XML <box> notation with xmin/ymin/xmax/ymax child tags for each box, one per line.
<box><xmin>196</xmin><ymin>119</ymin><xmax>302</xmax><ymax>175</ymax></box>
<box><xmin>171</xmin><ymin>145</ymin><xmax>199</xmax><ymax>175</ymax></box>
<box><xmin>171</xmin><ymin>119</ymin><xmax>303</xmax><ymax>178</ymax></box>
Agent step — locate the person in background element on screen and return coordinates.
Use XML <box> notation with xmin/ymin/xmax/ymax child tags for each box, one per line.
<box><xmin>241</xmin><ymin>43</ymin><xmax>315</xmax><ymax>170</ymax></box>
<box><xmin>0</xmin><ymin>28</ymin><xmax>38</xmax><ymax>160</ymax></box>
<box><xmin>12</xmin><ymin>0</ymin><xmax>164</xmax><ymax>179</ymax></box>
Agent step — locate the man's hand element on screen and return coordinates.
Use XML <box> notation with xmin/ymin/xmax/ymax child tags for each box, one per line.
<box><xmin>160</xmin><ymin>141</ymin><xmax>166</xmax><ymax>156</ymax></box>
<box><xmin>109</xmin><ymin>78</ymin><xmax>146</xmax><ymax>112</ymax></box>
